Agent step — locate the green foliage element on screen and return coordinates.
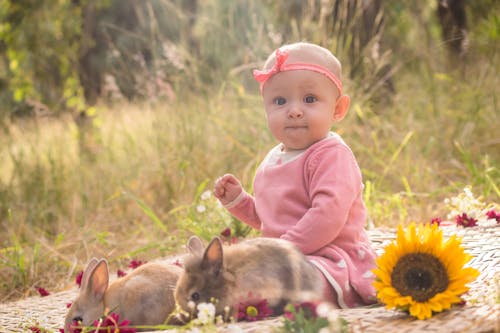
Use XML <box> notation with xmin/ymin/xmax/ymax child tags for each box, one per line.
<box><xmin>0</xmin><ymin>0</ymin><xmax>86</xmax><ymax>116</ymax></box>
<box><xmin>121</xmin><ymin>190</ymin><xmax>171</xmax><ymax>235</ymax></box>
<box><xmin>0</xmin><ymin>230</ymin><xmax>31</xmax><ymax>292</ymax></box>
<box><xmin>279</xmin><ymin>303</ymin><xmax>348</xmax><ymax>333</ymax></box>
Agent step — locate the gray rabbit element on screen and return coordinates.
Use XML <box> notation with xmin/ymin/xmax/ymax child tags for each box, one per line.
<box><xmin>174</xmin><ymin>236</ymin><xmax>324</xmax><ymax>318</ymax></box>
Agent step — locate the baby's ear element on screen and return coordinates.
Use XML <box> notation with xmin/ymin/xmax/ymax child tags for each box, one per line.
<box><xmin>201</xmin><ymin>237</ymin><xmax>223</xmax><ymax>277</ymax></box>
<box><xmin>333</xmin><ymin>95</ymin><xmax>350</xmax><ymax>122</ymax></box>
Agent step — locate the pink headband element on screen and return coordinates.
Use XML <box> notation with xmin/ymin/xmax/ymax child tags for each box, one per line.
<box><xmin>253</xmin><ymin>49</ymin><xmax>342</xmax><ymax>94</ymax></box>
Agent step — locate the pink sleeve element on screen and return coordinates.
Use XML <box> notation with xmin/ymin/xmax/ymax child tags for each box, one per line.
<box><xmin>226</xmin><ymin>191</ymin><xmax>262</xmax><ymax>230</ymax></box>
<box><xmin>280</xmin><ymin>145</ymin><xmax>362</xmax><ymax>254</ymax></box>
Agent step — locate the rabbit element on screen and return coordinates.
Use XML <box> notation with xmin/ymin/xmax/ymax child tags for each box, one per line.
<box><xmin>174</xmin><ymin>236</ymin><xmax>324</xmax><ymax>318</ymax></box>
<box><xmin>64</xmin><ymin>258</ymin><xmax>183</xmax><ymax>332</ymax></box>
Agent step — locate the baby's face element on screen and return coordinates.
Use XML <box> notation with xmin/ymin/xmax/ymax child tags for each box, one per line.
<box><xmin>262</xmin><ymin>70</ymin><xmax>340</xmax><ymax>151</ymax></box>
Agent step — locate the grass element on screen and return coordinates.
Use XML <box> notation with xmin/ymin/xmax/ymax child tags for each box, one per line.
<box><xmin>0</xmin><ymin>1</ymin><xmax>499</xmax><ymax>304</ymax></box>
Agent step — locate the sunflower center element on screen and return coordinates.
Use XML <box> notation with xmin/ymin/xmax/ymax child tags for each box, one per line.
<box><xmin>391</xmin><ymin>253</ymin><xmax>449</xmax><ymax>302</ymax></box>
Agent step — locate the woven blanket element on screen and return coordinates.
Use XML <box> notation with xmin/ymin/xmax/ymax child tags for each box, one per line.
<box><xmin>1</xmin><ymin>226</ymin><xmax>499</xmax><ymax>333</ymax></box>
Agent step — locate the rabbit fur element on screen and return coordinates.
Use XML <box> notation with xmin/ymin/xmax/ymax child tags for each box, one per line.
<box><xmin>174</xmin><ymin>236</ymin><xmax>323</xmax><ymax>317</ymax></box>
<box><xmin>64</xmin><ymin>258</ymin><xmax>182</xmax><ymax>332</ymax></box>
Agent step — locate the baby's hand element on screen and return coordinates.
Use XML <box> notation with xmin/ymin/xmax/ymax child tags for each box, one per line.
<box><xmin>214</xmin><ymin>174</ymin><xmax>243</xmax><ymax>206</ymax></box>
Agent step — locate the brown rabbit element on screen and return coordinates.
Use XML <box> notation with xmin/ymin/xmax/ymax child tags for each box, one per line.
<box><xmin>64</xmin><ymin>258</ymin><xmax>182</xmax><ymax>332</ymax></box>
<box><xmin>174</xmin><ymin>236</ymin><xmax>323</xmax><ymax>318</ymax></box>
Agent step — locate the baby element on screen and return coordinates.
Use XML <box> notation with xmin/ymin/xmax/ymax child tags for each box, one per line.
<box><xmin>214</xmin><ymin>42</ymin><xmax>376</xmax><ymax>308</ymax></box>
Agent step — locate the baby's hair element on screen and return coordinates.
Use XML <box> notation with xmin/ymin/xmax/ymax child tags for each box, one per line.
<box><xmin>263</xmin><ymin>42</ymin><xmax>343</xmax><ymax>81</ymax></box>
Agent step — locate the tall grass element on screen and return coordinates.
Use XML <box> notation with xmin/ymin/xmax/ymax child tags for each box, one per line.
<box><xmin>0</xmin><ymin>0</ymin><xmax>499</xmax><ymax>301</ymax></box>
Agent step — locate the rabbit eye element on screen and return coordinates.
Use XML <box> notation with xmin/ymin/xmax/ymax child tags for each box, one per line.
<box><xmin>191</xmin><ymin>292</ymin><xmax>200</xmax><ymax>301</ymax></box>
<box><xmin>72</xmin><ymin>316</ymin><xmax>83</xmax><ymax>323</ymax></box>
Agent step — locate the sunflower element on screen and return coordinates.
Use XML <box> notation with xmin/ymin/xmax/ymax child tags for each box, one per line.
<box><xmin>373</xmin><ymin>222</ymin><xmax>479</xmax><ymax>320</ymax></box>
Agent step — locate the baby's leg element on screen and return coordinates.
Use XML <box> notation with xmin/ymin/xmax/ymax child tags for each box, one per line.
<box><xmin>308</xmin><ymin>255</ymin><xmax>360</xmax><ymax>308</ymax></box>
<box><xmin>317</xmin><ymin>272</ymin><xmax>340</xmax><ymax>308</ymax></box>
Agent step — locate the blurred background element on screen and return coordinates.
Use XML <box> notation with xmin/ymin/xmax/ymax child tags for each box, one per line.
<box><xmin>0</xmin><ymin>0</ymin><xmax>498</xmax><ymax>301</ymax></box>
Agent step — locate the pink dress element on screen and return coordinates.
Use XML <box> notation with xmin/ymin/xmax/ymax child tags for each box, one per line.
<box><xmin>225</xmin><ymin>133</ymin><xmax>377</xmax><ymax>308</ymax></box>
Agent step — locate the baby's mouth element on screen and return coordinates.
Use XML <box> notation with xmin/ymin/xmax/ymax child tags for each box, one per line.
<box><xmin>285</xmin><ymin>123</ymin><xmax>308</xmax><ymax>129</ymax></box>
<box><xmin>285</xmin><ymin>125</ymin><xmax>308</xmax><ymax>130</ymax></box>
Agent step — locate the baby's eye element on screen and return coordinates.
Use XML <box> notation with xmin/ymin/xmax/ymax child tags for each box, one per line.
<box><xmin>273</xmin><ymin>97</ymin><xmax>286</xmax><ymax>105</ymax></box>
<box><xmin>304</xmin><ymin>95</ymin><xmax>317</xmax><ymax>103</ymax></box>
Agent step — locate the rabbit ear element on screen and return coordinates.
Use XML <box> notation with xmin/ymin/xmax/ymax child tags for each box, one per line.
<box><xmin>80</xmin><ymin>258</ymin><xmax>99</xmax><ymax>291</ymax></box>
<box><xmin>85</xmin><ymin>259</ymin><xmax>109</xmax><ymax>301</ymax></box>
<box><xmin>187</xmin><ymin>236</ymin><xmax>204</xmax><ymax>256</ymax></box>
<box><xmin>201</xmin><ymin>237</ymin><xmax>223</xmax><ymax>277</ymax></box>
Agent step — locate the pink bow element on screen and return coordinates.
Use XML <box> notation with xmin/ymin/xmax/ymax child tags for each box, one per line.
<box><xmin>253</xmin><ymin>49</ymin><xmax>289</xmax><ymax>83</ymax></box>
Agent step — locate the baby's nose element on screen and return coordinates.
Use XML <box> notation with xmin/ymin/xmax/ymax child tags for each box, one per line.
<box><xmin>287</xmin><ymin>104</ymin><xmax>304</xmax><ymax>118</ymax></box>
